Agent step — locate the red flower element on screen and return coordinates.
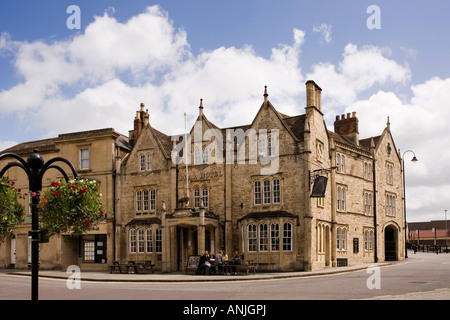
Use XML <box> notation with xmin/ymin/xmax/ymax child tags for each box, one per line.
<box><xmin>53</xmin><ymin>190</ymin><xmax>61</xmax><ymax>196</ymax></box>
<box><xmin>99</xmin><ymin>210</ymin><xmax>104</xmax><ymax>217</ymax></box>
<box><xmin>78</xmin><ymin>187</ymin><xmax>87</xmax><ymax>195</ymax></box>
<box><xmin>51</xmin><ymin>181</ymin><xmax>60</xmax><ymax>187</ymax></box>
<box><xmin>68</xmin><ymin>184</ymin><xmax>77</xmax><ymax>190</ymax></box>
<box><xmin>84</xmin><ymin>220</ymin><xmax>91</xmax><ymax>228</ymax></box>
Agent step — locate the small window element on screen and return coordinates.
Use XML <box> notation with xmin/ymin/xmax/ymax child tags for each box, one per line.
<box><xmin>194</xmin><ymin>187</ymin><xmax>200</xmax><ymax>208</ymax></box>
<box><xmin>155</xmin><ymin>229</ymin><xmax>162</xmax><ymax>253</ymax></box>
<box><xmin>337</xmin><ymin>186</ymin><xmax>346</xmax><ymax>212</ymax></box>
<box><xmin>364</xmin><ymin>162</ymin><xmax>373</xmax><ymax>180</ymax></box>
<box><xmin>143</xmin><ymin>190</ymin><xmax>149</xmax><ymax>211</ymax></box>
<box><xmin>263</xmin><ymin>180</ymin><xmax>271</xmax><ymax>204</ymax></box>
<box><xmin>248</xmin><ymin>224</ymin><xmax>257</xmax><ymax>252</ymax></box>
<box><xmin>146</xmin><ymin>229</ymin><xmax>153</xmax><ymax>253</ymax></box>
<box><xmin>387</xmin><ymin>163</ymin><xmax>394</xmax><ymax>184</ymax></box>
<box><xmin>194</xmin><ymin>148</ymin><xmax>201</xmax><ymax>165</ymax></box>
<box><xmin>259</xmin><ymin>224</ymin><xmax>268</xmax><ymax>252</ymax></box>
<box><xmin>146</xmin><ymin>153</ymin><xmax>152</xmax><ymax>171</ymax></box>
<box><xmin>136</xmin><ymin>190</ymin><xmax>142</xmax><ymax>212</ymax></box>
<box><xmin>129</xmin><ymin>229</ymin><xmax>136</xmax><ymax>253</ymax></box>
<box><xmin>386</xmin><ymin>194</ymin><xmax>396</xmax><ymax>217</ymax></box>
<box><xmin>150</xmin><ymin>189</ymin><xmax>156</xmax><ymax>211</ymax></box>
<box><xmin>283</xmin><ymin>223</ymin><xmax>292</xmax><ymax>251</ymax></box>
<box><xmin>137</xmin><ymin>229</ymin><xmax>145</xmax><ymax>253</ymax></box>
<box><xmin>254</xmin><ymin>181</ymin><xmax>261</xmax><ymax>205</ymax></box>
<box><xmin>258</xmin><ymin>137</ymin><xmax>266</xmax><ymax>158</ymax></box>
<box><xmin>80</xmin><ymin>149</ymin><xmax>89</xmax><ymax>170</ymax></box>
<box><xmin>202</xmin><ymin>187</ymin><xmax>208</xmax><ymax>208</ymax></box>
<box><xmin>270</xmin><ymin>223</ymin><xmax>280</xmax><ymax>251</ymax></box>
<box><xmin>273</xmin><ymin>179</ymin><xmax>280</xmax><ymax>204</ymax></box>
<box><xmin>336</xmin><ymin>153</ymin><xmax>345</xmax><ymax>173</ymax></box>
<box><xmin>268</xmin><ymin>136</ymin><xmax>276</xmax><ymax>157</ymax></box>
<box><xmin>139</xmin><ymin>154</ymin><xmax>145</xmax><ymax>171</ymax></box>
<box><xmin>364</xmin><ymin>192</ymin><xmax>373</xmax><ymax>216</ymax></box>
<box><xmin>83</xmin><ymin>240</ymin><xmax>95</xmax><ymax>262</ymax></box>
<box><xmin>203</xmin><ymin>147</ymin><xmax>209</xmax><ymax>164</ymax></box>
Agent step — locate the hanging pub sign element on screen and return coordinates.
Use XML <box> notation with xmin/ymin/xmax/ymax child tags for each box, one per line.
<box><xmin>310</xmin><ymin>175</ymin><xmax>328</xmax><ymax>198</ymax></box>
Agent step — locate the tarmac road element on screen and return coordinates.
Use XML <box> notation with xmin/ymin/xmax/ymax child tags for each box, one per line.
<box><xmin>1</xmin><ymin>251</ymin><xmax>449</xmax><ymax>301</ymax></box>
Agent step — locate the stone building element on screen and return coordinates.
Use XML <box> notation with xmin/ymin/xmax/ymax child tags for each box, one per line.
<box><xmin>116</xmin><ymin>80</ymin><xmax>406</xmax><ymax>272</ymax></box>
<box><xmin>0</xmin><ymin>128</ymin><xmax>130</xmax><ymax>270</ymax></box>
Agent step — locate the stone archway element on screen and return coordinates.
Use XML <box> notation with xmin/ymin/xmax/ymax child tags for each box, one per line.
<box><xmin>384</xmin><ymin>225</ymin><xmax>397</xmax><ymax>261</ymax></box>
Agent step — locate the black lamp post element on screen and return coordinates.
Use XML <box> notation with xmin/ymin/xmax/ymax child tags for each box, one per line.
<box><xmin>402</xmin><ymin>150</ymin><xmax>418</xmax><ymax>259</ymax></box>
<box><xmin>0</xmin><ymin>149</ymin><xmax>77</xmax><ymax>301</ymax></box>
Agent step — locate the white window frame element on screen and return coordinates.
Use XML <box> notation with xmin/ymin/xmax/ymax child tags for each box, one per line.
<box><xmin>146</xmin><ymin>228</ymin><xmax>153</xmax><ymax>253</ymax></box>
<box><xmin>254</xmin><ymin>181</ymin><xmax>261</xmax><ymax>205</ymax></box>
<box><xmin>263</xmin><ymin>179</ymin><xmax>271</xmax><ymax>205</ymax></box>
<box><xmin>283</xmin><ymin>223</ymin><xmax>292</xmax><ymax>251</ymax></box>
<box><xmin>146</xmin><ymin>153</ymin><xmax>152</xmax><ymax>171</ymax></box>
<box><xmin>80</xmin><ymin>148</ymin><xmax>90</xmax><ymax>170</ymax></box>
<box><xmin>202</xmin><ymin>186</ymin><xmax>208</xmax><ymax>208</ymax></box>
<box><xmin>259</xmin><ymin>224</ymin><xmax>268</xmax><ymax>252</ymax></box>
<box><xmin>129</xmin><ymin>229</ymin><xmax>136</xmax><ymax>253</ymax></box>
<box><xmin>194</xmin><ymin>187</ymin><xmax>200</xmax><ymax>208</ymax></box>
<box><xmin>136</xmin><ymin>190</ymin><xmax>142</xmax><ymax>212</ymax></box>
<box><xmin>248</xmin><ymin>224</ymin><xmax>257</xmax><ymax>252</ymax></box>
<box><xmin>273</xmin><ymin>179</ymin><xmax>280</xmax><ymax>204</ymax></box>
<box><xmin>270</xmin><ymin>223</ymin><xmax>280</xmax><ymax>251</ymax></box>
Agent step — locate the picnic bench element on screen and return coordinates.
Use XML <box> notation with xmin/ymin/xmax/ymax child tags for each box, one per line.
<box><xmin>221</xmin><ymin>260</ymin><xmax>256</xmax><ymax>275</ymax></box>
<box><xmin>108</xmin><ymin>260</ymin><xmax>155</xmax><ymax>274</ymax></box>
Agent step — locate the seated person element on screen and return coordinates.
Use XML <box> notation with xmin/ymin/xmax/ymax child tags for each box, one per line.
<box><xmin>198</xmin><ymin>251</ymin><xmax>210</xmax><ymax>275</ymax></box>
<box><xmin>214</xmin><ymin>250</ymin><xmax>225</xmax><ymax>274</ymax></box>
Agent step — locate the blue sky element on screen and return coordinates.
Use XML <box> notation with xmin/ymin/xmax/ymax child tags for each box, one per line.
<box><xmin>1</xmin><ymin>1</ymin><xmax>450</xmax><ymax>222</ymax></box>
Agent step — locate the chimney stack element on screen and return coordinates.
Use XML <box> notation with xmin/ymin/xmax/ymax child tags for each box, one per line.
<box><xmin>130</xmin><ymin>103</ymin><xmax>149</xmax><ymax>147</ymax></box>
<box><xmin>305</xmin><ymin>80</ymin><xmax>322</xmax><ymax>112</ymax></box>
<box><xmin>334</xmin><ymin>112</ymin><xmax>359</xmax><ymax>145</ymax></box>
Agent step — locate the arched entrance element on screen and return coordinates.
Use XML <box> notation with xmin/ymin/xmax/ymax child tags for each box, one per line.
<box><xmin>384</xmin><ymin>226</ymin><xmax>397</xmax><ymax>261</ymax></box>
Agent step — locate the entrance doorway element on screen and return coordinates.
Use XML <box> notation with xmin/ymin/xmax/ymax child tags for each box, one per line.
<box><xmin>385</xmin><ymin>226</ymin><xmax>397</xmax><ymax>261</ymax></box>
<box><xmin>176</xmin><ymin>226</ymin><xmax>198</xmax><ymax>271</ymax></box>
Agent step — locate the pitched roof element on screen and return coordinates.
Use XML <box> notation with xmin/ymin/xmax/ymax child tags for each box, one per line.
<box><xmin>1</xmin><ymin>128</ymin><xmax>130</xmax><ymax>156</ymax></box>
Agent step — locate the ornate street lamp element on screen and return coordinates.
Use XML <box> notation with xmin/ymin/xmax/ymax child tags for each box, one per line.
<box><xmin>0</xmin><ymin>149</ymin><xmax>77</xmax><ymax>300</ymax></box>
<box><xmin>402</xmin><ymin>150</ymin><xmax>418</xmax><ymax>259</ymax></box>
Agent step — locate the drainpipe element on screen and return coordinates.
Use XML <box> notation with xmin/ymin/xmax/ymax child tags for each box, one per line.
<box><xmin>112</xmin><ymin>168</ymin><xmax>117</xmax><ymax>262</ymax></box>
<box><xmin>371</xmin><ymin>138</ymin><xmax>378</xmax><ymax>263</ymax></box>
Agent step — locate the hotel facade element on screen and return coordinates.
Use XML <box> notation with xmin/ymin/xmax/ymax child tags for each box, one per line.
<box><xmin>0</xmin><ymin>80</ymin><xmax>406</xmax><ymax>272</ymax></box>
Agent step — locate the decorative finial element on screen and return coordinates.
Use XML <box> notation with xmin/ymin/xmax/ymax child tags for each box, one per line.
<box><xmin>387</xmin><ymin>116</ymin><xmax>390</xmax><ymax>129</ymax></box>
<box><xmin>264</xmin><ymin>86</ymin><xmax>268</xmax><ymax>102</ymax></box>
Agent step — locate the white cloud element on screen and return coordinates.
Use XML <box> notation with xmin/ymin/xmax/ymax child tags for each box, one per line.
<box><xmin>313</xmin><ymin>23</ymin><xmax>332</xmax><ymax>44</ymax></box>
<box><xmin>0</xmin><ymin>6</ymin><xmax>305</xmax><ymax>140</ymax></box>
<box><xmin>0</xmin><ymin>6</ymin><xmax>447</xmax><ymax>222</ymax></box>
<box><xmin>345</xmin><ymin>77</ymin><xmax>450</xmax><ymax>221</ymax></box>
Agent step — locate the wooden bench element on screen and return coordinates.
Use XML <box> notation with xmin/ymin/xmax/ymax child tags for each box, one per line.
<box><xmin>109</xmin><ymin>261</ymin><xmax>141</xmax><ymax>274</ymax></box>
<box><xmin>108</xmin><ymin>261</ymin><xmax>123</xmax><ymax>274</ymax></box>
<box><xmin>245</xmin><ymin>260</ymin><xmax>256</xmax><ymax>274</ymax></box>
<box><xmin>232</xmin><ymin>261</ymin><xmax>256</xmax><ymax>275</ymax></box>
<box><xmin>138</xmin><ymin>260</ymin><xmax>155</xmax><ymax>274</ymax></box>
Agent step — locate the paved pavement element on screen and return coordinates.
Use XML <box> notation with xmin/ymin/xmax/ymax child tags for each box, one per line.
<box><xmin>6</xmin><ymin>262</ymin><xmax>392</xmax><ymax>283</ymax></box>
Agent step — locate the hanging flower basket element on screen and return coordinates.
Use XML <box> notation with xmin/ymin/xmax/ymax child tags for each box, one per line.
<box><xmin>0</xmin><ymin>177</ymin><xmax>25</xmax><ymax>241</ymax></box>
<box><xmin>38</xmin><ymin>179</ymin><xmax>104</xmax><ymax>237</ymax></box>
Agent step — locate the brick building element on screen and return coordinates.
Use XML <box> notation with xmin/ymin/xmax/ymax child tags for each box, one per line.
<box><xmin>115</xmin><ymin>80</ymin><xmax>406</xmax><ymax>272</ymax></box>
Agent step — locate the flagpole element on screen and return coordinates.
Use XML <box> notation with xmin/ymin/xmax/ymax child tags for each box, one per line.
<box><xmin>184</xmin><ymin>112</ymin><xmax>189</xmax><ymax>199</ymax></box>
